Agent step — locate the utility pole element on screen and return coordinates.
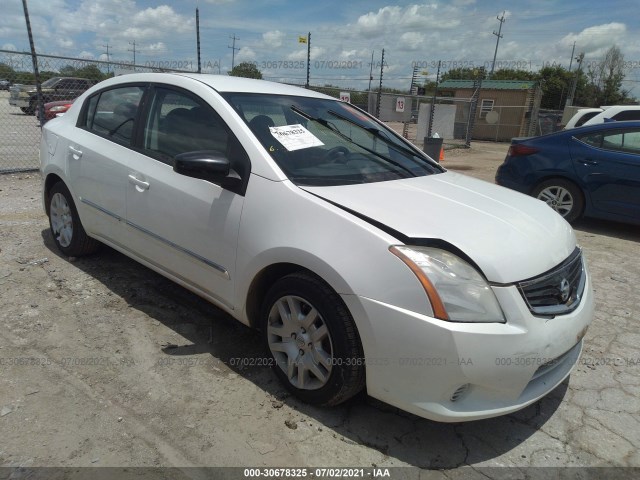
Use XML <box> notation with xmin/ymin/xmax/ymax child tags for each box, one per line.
<box><xmin>376</xmin><ymin>49</ymin><xmax>385</xmax><ymax>118</ymax></box>
<box><xmin>558</xmin><ymin>42</ymin><xmax>576</xmax><ymax>108</ymax></box>
<box><xmin>566</xmin><ymin>52</ymin><xmax>584</xmax><ymax>107</ymax></box>
<box><xmin>567</xmin><ymin>42</ymin><xmax>576</xmax><ymax>71</ymax></box>
<box><xmin>490</xmin><ymin>11</ymin><xmax>506</xmax><ymax>77</ymax></box>
<box><xmin>102</xmin><ymin>43</ymin><xmax>111</xmax><ymax>74</ymax></box>
<box><xmin>228</xmin><ymin>34</ymin><xmax>240</xmax><ymax>69</ymax></box>
<box><xmin>128</xmin><ymin>40</ymin><xmax>137</xmax><ymax>67</ymax></box>
<box><xmin>196</xmin><ymin>8</ymin><xmax>201</xmax><ymax>73</ymax></box>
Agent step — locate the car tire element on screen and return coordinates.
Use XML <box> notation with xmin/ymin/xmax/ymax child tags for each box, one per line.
<box><xmin>532</xmin><ymin>178</ymin><xmax>584</xmax><ymax>223</ymax></box>
<box><xmin>48</xmin><ymin>182</ymin><xmax>99</xmax><ymax>256</ymax></box>
<box><xmin>261</xmin><ymin>272</ymin><xmax>365</xmax><ymax>406</ymax></box>
<box><xmin>24</xmin><ymin>98</ymin><xmax>37</xmax><ymax>115</ymax></box>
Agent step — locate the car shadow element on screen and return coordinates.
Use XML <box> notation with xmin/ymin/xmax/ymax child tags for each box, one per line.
<box><xmin>41</xmin><ymin>229</ymin><xmax>566</xmax><ymax>468</ymax></box>
<box><xmin>573</xmin><ymin>217</ymin><xmax>640</xmax><ymax>242</ymax></box>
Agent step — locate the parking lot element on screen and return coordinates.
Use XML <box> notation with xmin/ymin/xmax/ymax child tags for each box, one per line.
<box><xmin>0</xmin><ymin>91</ymin><xmax>41</xmax><ymax>172</ymax></box>
<box><xmin>0</xmin><ymin>106</ymin><xmax>639</xmax><ymax>477</ymax></box>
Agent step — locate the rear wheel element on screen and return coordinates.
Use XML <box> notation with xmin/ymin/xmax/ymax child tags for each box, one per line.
<box><xmin>48</xmin><ymin>182</ymin><xmax>99</xmax><ymax>256</ymax></box>
<box><xmin>261</xmin><ymin>272</ymin><xmax>365</xmax><ymax>406</ymax></box>
<box><xmin>532</xmin><ymin>178</ymin><xmax>584</xmax><ymax>223</ymax></box>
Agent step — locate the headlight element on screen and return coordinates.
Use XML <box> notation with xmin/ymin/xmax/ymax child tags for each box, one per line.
<box><xmin>50</xmin><ymin>105</ymin><xmax>70</xmax><ymax>112</ymax></box>
<box><xmin>390</xmin><ymin>246</ymin><xmax>505</xmax><ymax>323</ymax></box>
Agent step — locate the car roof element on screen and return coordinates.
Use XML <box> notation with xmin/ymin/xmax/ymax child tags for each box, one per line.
<box><xmin>518</xmin><ymin>120</ymin><xmax>640</xmax><ymax>144</ymax></box>
<box><xmin>95</xmin><ymin>72</ymin><xmax>333</xmax><ymax>99</ymax></box>
<box><xmin>583</xmin><ymin>105</ymin><xmax>640</xmax><ymax>126</ymax></box>
<box><xmin>565</xmin><ymin>108</ymin><xmax>603</xmax><ymax>128</ymax></box>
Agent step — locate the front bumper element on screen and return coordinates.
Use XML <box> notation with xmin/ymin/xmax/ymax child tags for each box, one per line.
<box><xmin>342</xmin><ymin>271</ymin><xmax>593</xmax><ymax>422</ymax></box>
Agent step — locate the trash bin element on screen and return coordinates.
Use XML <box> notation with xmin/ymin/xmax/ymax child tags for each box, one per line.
<box><xmin>423</xmin><ymin>137</ymin><xmax>443</xmax><ymax>163</ymax></box>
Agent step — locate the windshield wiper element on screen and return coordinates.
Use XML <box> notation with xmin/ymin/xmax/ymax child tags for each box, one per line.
<box><xmin>290</xmin><ymin>106</ymin><xmax>417</xmax><ymax>178</ymax></box>
<box><xmin>327</xmin><ymin>109</ymin><xmax>437</xmax><ymax>166</ymax></box>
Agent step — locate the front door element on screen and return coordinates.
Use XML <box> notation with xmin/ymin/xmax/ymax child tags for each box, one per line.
<box><xmin>124</xmin><ymin>86</ymin><xmax>249</xmax><ymax>310</ymax></box>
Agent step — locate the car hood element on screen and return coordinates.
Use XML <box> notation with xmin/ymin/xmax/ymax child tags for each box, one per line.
<box><xmin>302</xmin><ymin>172</ymin><xmax>576</xmax><ymax>284</ymax></box>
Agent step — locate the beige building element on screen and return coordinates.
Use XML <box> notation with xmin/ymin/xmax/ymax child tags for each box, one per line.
<box><xmin>439</xmin><ymin>80</ymin><xmax>542</xmax><ymax>142</ymax></box>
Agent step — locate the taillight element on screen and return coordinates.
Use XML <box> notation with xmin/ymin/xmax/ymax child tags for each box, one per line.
<box><xmin>508</xmin><ymin>144</ymin><xmax>539</xmax><ymax>157</ymax></box>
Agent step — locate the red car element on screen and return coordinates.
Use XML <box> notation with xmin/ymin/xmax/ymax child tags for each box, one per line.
<box><xmin>38</xmin><ymin>99</ymin><xmax>74</xmax><ymax>123</ymax></box>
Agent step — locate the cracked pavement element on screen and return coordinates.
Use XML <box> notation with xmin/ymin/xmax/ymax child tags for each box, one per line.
<box><xmin>0</xmin><ymin>142</ymin><xmax>638</xmax><ymax>475</ymax></box>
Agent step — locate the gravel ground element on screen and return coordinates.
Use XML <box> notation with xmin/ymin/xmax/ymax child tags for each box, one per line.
<box><xmin>0</xmin><ymin>142</ymin><xmax>639</xmax><ymax>478</ymax></box>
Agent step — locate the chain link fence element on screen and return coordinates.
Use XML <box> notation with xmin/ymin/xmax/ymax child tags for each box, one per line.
<box><xmin>302</xmin><ymin>86</ymin><xmax>478</xmax><ymax>150</ymax></box>
<box><xmin>3</xmin><ymin>50</ymin><xmax>542</xmax><ymax>173</ymax></box>
<box><xmin>0</xmin><ymin>50</ymin><xmax>196</xmax><ymax>173</ymax></box>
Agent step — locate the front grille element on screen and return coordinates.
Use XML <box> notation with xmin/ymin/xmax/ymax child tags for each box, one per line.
<box><xmin>517</xmin><ymin>248</ymin><xmax>586</xmax><ymax>316</ymax></box>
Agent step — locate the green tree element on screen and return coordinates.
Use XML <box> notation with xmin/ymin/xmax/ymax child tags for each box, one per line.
<box><xmin>440</xmin><ymin>66</ymin><xmax>486</xmax><ymax>82</ymax></box>
<box><xmin>59</xmin><ymin>65</ymin><xmax>77</xmax><ymax>76</ymax></box>
<box><xmin>228</xmin><ymin>62</ymin><xmax>263</xmax><ymax>79</ymax></box>
<box><xmin>74</xmin><ymin>64</ymin><xmax>110</xmax><ymax>81</ymax></box>
<box><xmin>536</xmin><ymin>66</ymin><xmax>567</xmax><ymax>109</ymax></box>
<box><xmin>491</xmin><ymin>68</ymin><xmax>536</xmax><ymax>81</ymax></box>
<box><xmin>0</xmin><ymin>62</ymin><xmax>17</xmax><ymax>82</ymax></box>
<box><xmin>584</xmin><ymin>45</ymin><xmax>629</xmax><ymax>106</ymax></box>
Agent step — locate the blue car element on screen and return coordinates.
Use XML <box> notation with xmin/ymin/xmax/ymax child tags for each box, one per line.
<box><xmin>496</xmin><ymin>121</ymin><xmax>640</xmax><ymax>225</ymax></box>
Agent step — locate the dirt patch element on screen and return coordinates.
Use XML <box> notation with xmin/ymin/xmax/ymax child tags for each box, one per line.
<box><xmin>1</xmin><ymin>149</ymin><xmax>639</xmax><ymax>470</ymax></box>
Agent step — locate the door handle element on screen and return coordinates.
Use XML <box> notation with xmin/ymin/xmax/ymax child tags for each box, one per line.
<box><xmin>128</xmin><ymin>174</ymin><xmax>150</xmax><ymax>191</ymax></box>
<box><xmin>68</xmin><ymin>146</ymin><xmax>82</xmax><ymax>160</ymax></box>
<box><xmin>581</xmin><ymin>159</ymin><xmax>599</xmax><ymax>166</ymax></box>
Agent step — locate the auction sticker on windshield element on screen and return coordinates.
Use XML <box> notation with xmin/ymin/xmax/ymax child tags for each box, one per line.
<box><xmin>269</xmin><ymin>124</ymin><xmax>324</xmax><ymax>151</ymax></box>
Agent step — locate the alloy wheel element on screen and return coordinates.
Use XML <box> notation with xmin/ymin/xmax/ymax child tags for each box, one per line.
<box><xmin>267</xmin><ymin>295</ymin><xmax>333</xmax><ymax>390</ymax></box>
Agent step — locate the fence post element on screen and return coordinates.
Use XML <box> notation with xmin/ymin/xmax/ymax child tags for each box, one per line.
<box><xmin>466</xmin><ymin>77</ymin><xmax>482</xmax><ymax>147</ymax></box>
<box><xmin>21</xmin><ymin>0</ymin><xmax>45</xmax><ymax>124</ymax></box>
<box><xmin>426</xmin><ymin>60</ymin><xmax>441</xmax><ymax>139</ymax></box>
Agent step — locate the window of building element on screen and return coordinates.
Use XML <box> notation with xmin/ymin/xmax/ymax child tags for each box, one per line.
<box><xmin>480</xmin><ymin>99</ymin><xmax>494</xmax><ymax>118</ymax></box>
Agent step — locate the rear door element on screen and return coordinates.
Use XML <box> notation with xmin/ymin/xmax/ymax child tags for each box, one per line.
<box><xmin>571</xmin><ymin>128</ymin><xmax>640</xmax><ymax>219</ymax></box>
<box><xmin>68</xmin><ymin>84</ymin><xmax>146</xmax><ymax>244</ymax></box>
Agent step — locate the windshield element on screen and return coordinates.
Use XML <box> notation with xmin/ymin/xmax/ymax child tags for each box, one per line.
<box><xmin>41</xmin><ymin>77</ymin><xmax>61</xmax><ymax>88</ymax></box>
<box><xmin>222</xmin><ymin>93</ymin><xmax>443</xmax><ymax>186</ymax></box>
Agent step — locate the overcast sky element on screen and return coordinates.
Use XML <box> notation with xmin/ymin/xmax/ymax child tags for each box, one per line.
<box><xmin>2</xmin><ymin>0</ymin><xmax>639</xmax><ymax>94</ymax></box>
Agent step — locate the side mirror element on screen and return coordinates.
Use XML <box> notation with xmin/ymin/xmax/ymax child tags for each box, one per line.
<box><xmin>173</xmin><ymin>151</ymin><xmax>231</xmax><ymax>183</ymax></box>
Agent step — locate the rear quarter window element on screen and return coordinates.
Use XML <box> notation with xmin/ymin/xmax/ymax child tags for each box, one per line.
<box><xmin>575</xmin><ymin>111</ymin><xmax>600</xmax><ymax>127</ymax></box>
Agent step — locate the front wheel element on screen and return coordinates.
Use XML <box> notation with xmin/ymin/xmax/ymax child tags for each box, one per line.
<box><xmin>48</xmin><ymin>182</ymin><xmax>99</xmax><ymax>256</ymax></box>
<box><xmin>532</xmin><ymin>179</ymin><xmax>584</xmax><ymax>223</ymax></box>
<box><xmin>261</xmin><ymin>272</ymin><xmax>365</xmax><ymax>406</ymax></box>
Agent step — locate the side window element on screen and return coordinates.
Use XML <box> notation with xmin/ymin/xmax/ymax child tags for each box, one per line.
<box><xmin>143</xmin><ymin>88</ymin><xmax>230</xmax><ymax>160</ymax></box>
<box><xmin>85</xmin><ymin>86</ymin><xmax>145</xmax><ymax>145</ymax></box>
<box><xmin>622</xmin><ymin>131</ymin><xmax>640</xmax><ymax>154</ymax></box>
<box><xmin>601</xmin><ymin>132</ymin><xmax>624</xmax><ymax>151</ymax></box>
<box><xmin>580</xmin><ymin>129</ymin><xmax>640</xmax><ymax>154</ymax></box>
<box><xmin>577</xmin><ymin>132</ymin><xmax>602</xmax><ymax>148</ymax></box>
<box><xmin>612</xmin><ymin>110</ymin><xmax>640</xmax><ymax>122</ymax></box>
<box><xmin>575</xmin><ymin>111</ymin><xmax>599</xmax><ymax>127</ymax></box>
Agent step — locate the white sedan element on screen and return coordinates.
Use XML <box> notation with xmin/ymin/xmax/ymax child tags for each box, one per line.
<box><xmin>40</xmin><ymin>73</ymin><xmax>593</xmax><ymax>422</ymax></box>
